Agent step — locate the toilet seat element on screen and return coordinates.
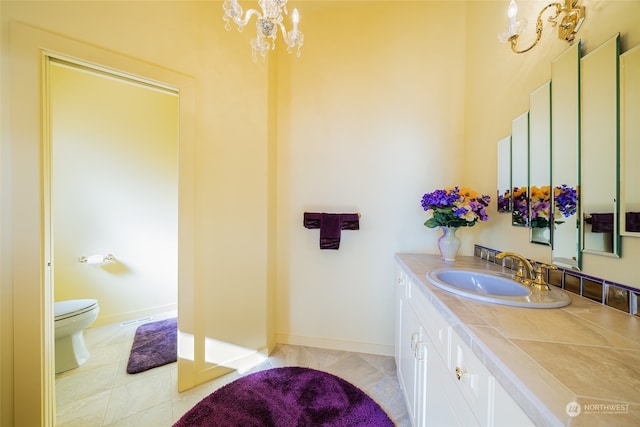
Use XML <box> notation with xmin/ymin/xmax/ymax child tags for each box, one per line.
<box><xmin>54</xmin><ymin>299</ymin><xmax>98</xmax><ymax>321</ymax></box>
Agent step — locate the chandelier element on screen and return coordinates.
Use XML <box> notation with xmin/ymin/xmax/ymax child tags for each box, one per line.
<box><xmin>223</xmin><ymin>0</ymin><xmax>304</xmax><ymax>62</ymax></box>
<box><xmin>498</xmin><ymin>0</ymin><xmax>585</xmax><ymax>54</ymax></box>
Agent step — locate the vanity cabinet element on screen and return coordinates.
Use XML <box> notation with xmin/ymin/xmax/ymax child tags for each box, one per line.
<box><xmin>395</xmin><ymin>264</ymin><xmax>534</xmax><ymax>427</ymax></box>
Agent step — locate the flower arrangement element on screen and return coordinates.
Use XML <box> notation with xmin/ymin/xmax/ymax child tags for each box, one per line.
<box><xmin>511</xmin><ymin>186</ymin><xmax>529</xmax><ymax>226</ymax></box>
<box><xmin>513</xmin><ymin>184</ymin><xmax>578</xmax><ymax>228</ymax></box>
<box><xmin>530</xmin><ymin>185</ymin><xmax>551</xmax><ymax>228</ymax></box>
<box><xmin>497</xmin><ymin>189</ymin><xmax>511</xmax><ymax>212</ymax></box>
<box><xmin>421</xmin><ymin>186</ymin><xmax>491</xmax><ymax>228</ymax></box>
<box><xmin>554</xmin><ymin>184</ymin><xmax>578</xmax><ymax>218</ymax></box>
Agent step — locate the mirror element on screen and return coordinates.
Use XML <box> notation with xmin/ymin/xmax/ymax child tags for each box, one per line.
<box><xmin>580</xmin><ymin>34</ymin><xmax>620</xmax><ymax>257</ymax></box>
<box><xmin>511</xmin><ymin>112</ymin><xmax>529</xmax><ymax>227</ymax></box>
<box><xmin>497</xmin><ymin>136</ymin><xmax>512</xmax><ymax>213</ymax></box>
<box><xmin>551</xmin><ymin>42</ymin><xmax>581</xmax><ymax>270</ymax></box>
<box><xmin>529</xmin><ymin>81</ymin><xmax>551</xmax><ymax>245</ymax></box>
<box><xmin>620</xmin><ymin>44</ymin><xmax>640</xmax><ymax>236</ymax></box>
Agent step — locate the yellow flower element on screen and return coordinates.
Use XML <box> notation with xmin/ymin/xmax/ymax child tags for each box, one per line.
<box><xmin>530</xmin><ymin>185</ymin><xmax>550</xmax><ymax>201</ymax></box>
<box><xmin>458</xmin><ymin>187</ymin><xmax>478</xmax><ymax>200</ymax></box>
<box><xmin>513</xmin><ymin>186</ymin><xmax>527</xmax><ymax>197</ymax></box>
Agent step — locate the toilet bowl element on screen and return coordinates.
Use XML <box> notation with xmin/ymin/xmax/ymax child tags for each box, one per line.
<box><xmin>54</xmin><ymin>299</ymin><xmax>100</xmax><ymax>374</ymax></box>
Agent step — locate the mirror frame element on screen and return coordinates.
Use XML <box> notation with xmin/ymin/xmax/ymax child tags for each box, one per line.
<box><xmin>580</xmin><ymin>33</ymin><xmax>621</xmax><ymax>258</ymax></box>
<box><xmin>511</xmin><ymin>112</ymin><xmax>529</xmax><ymax>227</ymax></box>
<box><xmin>497</xmin><ymin>135</ymin><xmax>512</xmax><ymax>213</ymax></box>
<box><xmin>551</xmin><ymin>42</ymin><xmax>582</xmax><ymax>270</ymax></box>
<box><xmin>620</xmin><ymin>44</ymin><xmax>640</xmax><ymax>237</ymax></box>
<box><xmin>529</xmin><ymin>81</ymin><xmax>552</xmax><ymax>246</ymax></box>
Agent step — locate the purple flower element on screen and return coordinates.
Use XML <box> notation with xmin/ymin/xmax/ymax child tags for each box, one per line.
<box><xmin>421</xmin><ymin>186</ymin><xmax>492</xmax><ymax>228</ymax></box>
<box><xmin>555</xmin><ymin>185</ymin><xmax>578</xmax><ymax>217</ymax></box>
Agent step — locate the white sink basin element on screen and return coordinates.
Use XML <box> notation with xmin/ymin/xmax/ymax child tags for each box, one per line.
<box><xmin>426</xmin><ymin>268</ymin><xmax>571</xmax><ymax>308</ymax></box>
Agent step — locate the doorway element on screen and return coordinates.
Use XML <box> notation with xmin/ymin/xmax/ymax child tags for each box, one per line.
<box><xmin>47</xmin><ymin>57</ymin><xmax>179</xmax><ymax>421</ymax></box>
<box><xmin>7</xmin><ymin>23</ymin><xmax>196</xmax><ymax>425</ymax></box>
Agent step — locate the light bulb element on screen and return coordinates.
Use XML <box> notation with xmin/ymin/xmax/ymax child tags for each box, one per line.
<box><xmin>507</xmin><ymin>0</ymin><xmax>518</xmax><ymax>19</ymax></box>
<box><xmin>292</xmin><ymin>8</ymin><xmax>300</xmax><ymax>31</ymax></box>
<box><xmin>507</xmin><ymin>0</ymin><xmax>518</xmax><ymax>33</ymax></box>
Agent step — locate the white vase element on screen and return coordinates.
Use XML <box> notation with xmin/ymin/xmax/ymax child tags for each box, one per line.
<box><xmin>438</xmin><ymin>226</ymin><xmax>461</xmax><ymax>261</ymax></box>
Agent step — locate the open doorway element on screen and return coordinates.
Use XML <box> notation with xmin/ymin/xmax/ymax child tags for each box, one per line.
<box><xmin>47</xmin><ymin>57</ymin><xmax>179</xmax><ymax>422</ymax></box>
<box><xmin>7</xmin><ymin>23</ymin><xmax>195</xmax><ymax>425</ymax></box>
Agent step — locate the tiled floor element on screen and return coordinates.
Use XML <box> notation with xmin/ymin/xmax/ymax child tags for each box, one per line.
<box><xmin>55</xmin><ymin>313</ymin><xmax>411</xmax><ymax>426</ymax></box>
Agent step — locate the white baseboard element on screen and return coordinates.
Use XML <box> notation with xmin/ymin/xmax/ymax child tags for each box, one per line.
<box><xmin>276</xmin><ymin>333</ymin><xmax>394</xmax><ymax>357</ymax></box>
<box><xmin>91</xmin><ymin>303</ymin><xmax>177</xmax><ymax>327</ymax></box>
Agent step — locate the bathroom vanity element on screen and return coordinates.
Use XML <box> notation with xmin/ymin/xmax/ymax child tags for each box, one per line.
<box><xmin>395</xmin><ymin>253</ymin><xmax>640</xmax><ymax>427</ymax></box>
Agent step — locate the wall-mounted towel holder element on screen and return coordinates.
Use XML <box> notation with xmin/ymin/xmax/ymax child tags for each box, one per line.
<box><xmin>303</xmin><ymin>212</ymin><xmax>360</xmax><ymax>250</ymax></box>
<box><xmin>78</xmin><ymin>254</ymin><xmax>115</xmax><ymax>264</ymax></box>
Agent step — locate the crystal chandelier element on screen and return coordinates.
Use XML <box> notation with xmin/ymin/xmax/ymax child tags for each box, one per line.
<box><xmin>223</xmin><ymin>0</ymin><xmax>304</xmax><ymax>62</ymax></box>
<box><xmin>498</xmin><ymin>0</ymin><xmax>585</xmax><ymax>54</ymax></box>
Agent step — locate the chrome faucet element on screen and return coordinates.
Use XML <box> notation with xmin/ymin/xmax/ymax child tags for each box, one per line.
<box><xmin>495</xmin><ymin>252</ymin><xmax>534</xmax><ymax>284</ymax></box>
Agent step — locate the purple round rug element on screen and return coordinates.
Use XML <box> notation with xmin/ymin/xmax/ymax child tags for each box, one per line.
<box><xmin>173</xmin><ymin>366</ymin><xmax>394</xmax><ymax>427</ymax></box>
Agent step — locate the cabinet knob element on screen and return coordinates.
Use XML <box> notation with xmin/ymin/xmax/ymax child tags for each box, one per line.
<box><xmin>455</xmin><ymin>366</ymin><xmax>467</xmax><ymax>380</ymax></box>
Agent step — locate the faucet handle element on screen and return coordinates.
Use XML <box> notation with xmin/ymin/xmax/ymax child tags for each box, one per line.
<box><xmin>513</xmin><ymin>260</ymin><xmax>528</xmax><ymax>283</ymax></box>
<box><xmin>532</xmin><ymin>262</ymin><xmax>557</xmax><ymax>291</ymax></box>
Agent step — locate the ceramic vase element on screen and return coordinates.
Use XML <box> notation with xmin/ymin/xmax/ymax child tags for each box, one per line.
<box><xmin>438</xmin><ymin>226</ymin><xmax>461</xmax><ymax>261</ymax></box>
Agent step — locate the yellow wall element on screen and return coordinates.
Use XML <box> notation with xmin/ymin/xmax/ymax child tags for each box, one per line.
<box><xmin>275</xmin><ymin>1</ymin><xmax>467</xmax><ymax>353</ymax></box>
<box><xmin>50</xmin><ymin>61</ymin><xmax>179</xmax><ymax>326</ymax></box>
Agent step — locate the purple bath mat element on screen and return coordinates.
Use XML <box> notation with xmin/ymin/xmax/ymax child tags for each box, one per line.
<box><xmin>173</xmin><ymin>366</ymin><xmax>394</xmax><ymax>427</ymax></box>
<box><xmin>126</xmin><ymin>317</ymin><xmax>177</xmax><ymax>374</ymax></box>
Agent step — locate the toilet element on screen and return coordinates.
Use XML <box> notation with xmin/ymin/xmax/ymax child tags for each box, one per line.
<box><xmin>54</xmin><ymin>299</ymin><xmax>100</xmax><ymax>374</ymax></box>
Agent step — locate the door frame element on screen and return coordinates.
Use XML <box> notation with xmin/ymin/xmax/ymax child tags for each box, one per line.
<box><xmin>8</xmin><ymin>22</ymin><xmax>196</xmax><ymax>426</ymax></box>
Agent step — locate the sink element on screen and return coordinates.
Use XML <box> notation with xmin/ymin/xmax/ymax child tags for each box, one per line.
<box><xmin>426</xmin><ymin>268</ymin><xmax>571</xmax><ymax>308</ymax></box>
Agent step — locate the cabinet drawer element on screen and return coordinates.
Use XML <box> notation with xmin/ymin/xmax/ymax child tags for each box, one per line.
<box><xmin>410</xmin><ymin>280</ymin><xmax>451</xmax><ymax>362</ymax></box>
<box><xmin>450</xmin><ymin>332</ymin><xmax>493</xmax><ymax>426</ymax></box>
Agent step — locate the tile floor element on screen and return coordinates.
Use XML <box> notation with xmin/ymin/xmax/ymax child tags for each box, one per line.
<box><xmin>55</xmin><ymin>313</ymin><xmax>411</xmax><ymax>426</ymax></box>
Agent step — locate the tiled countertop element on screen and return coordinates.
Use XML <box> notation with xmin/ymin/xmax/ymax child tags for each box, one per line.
<box><xmin>395</xmin><ymin>253</ymin><xmax>640</xmax><ymax>427</ymax></box>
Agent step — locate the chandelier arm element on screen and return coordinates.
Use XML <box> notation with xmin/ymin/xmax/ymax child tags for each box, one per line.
<box><xmin>277</xmin><ymin>21</ymin><xmax>290</xmax><ymax>44</ymax></box>
<box><xmin>510</xmin><ymin>2</ymin><xmax>563</xmax><ymax>54</ymax></box>
<box><xmin>235</xmin><ymin>8</ymin><xmax>263</xmax><ymax>28</ymax></box>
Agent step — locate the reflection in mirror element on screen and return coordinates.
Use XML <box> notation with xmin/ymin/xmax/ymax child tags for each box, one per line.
<box><xmin>620</xmin><ymin>44</ymin><xmax>640</xmax><ymax>236</ymax></box>
<box><xmin>497</xmin><ymin>136</ymin><xmax>511</xmax><ymax>213</ymax></box>
<box><xmin>511</xmin><ymin>112</ymin><xmax>529</xmax><ymax>227</ymax></box>
<box><xmin>580</xmin><ymin>33</ymin><xmax>620</xmax><ymax>257</ymax></box>
<box><xmin>551</xmin><ymin>42</ymin><xmax>581</xmax><ymax>270</ymax></box>
<box><xmin>529</xmin><ymin>81</ymin><xmax>551</xmax><ymax>245</ymax></box>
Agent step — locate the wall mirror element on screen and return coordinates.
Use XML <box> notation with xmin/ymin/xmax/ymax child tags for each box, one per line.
<box><xmin>620</xmin><ymin>44</ymin><xmax>640</xmax><ymax>236</ymax></box>
<box><xmin>511</xmin><ymin>112</ymin><xmax>529</xmax><ymax>227</ymax></box>
<box><xmin>529</xmin><ymin>81</ymin><xmax>551</xmax><ymax>245</ymax></box>
<box><xmin>580</xmin><ymin>33</ymin><xmax>620</xmax><ymax>257</ymax></box>
<box><xmin>551</xmin><ymin>42</ymin><xmax>581</xmax><ymax>270</ymax></box>
<box><xmin>497</xmin><ymin>136</ymin><xmax>512</xmax><ymax>213</ymax></box>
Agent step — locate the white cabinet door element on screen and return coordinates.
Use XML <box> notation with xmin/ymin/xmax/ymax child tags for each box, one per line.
<box><xmin>397</xmin><ymin>297</ymin><xmax>423</xmax><ymax>424</ymax></box>
<box><xmin>423</xmin><ymin>334</ymin><xmax>479</xmax><ymax>427</ymax></box>
<box><xmin>450</xmin><ymin>328</ymin><xmax>494</xmax><ymax>426</ymax></box>
<box><xmin>395</xmin><ymin>268</ymin><xmax>408</xmax><ymax>364</ymax></box>
<box><xmin>412</xmin><ymin>281</ymin><xmax>451</xmax><ymax>366</ymax></box>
